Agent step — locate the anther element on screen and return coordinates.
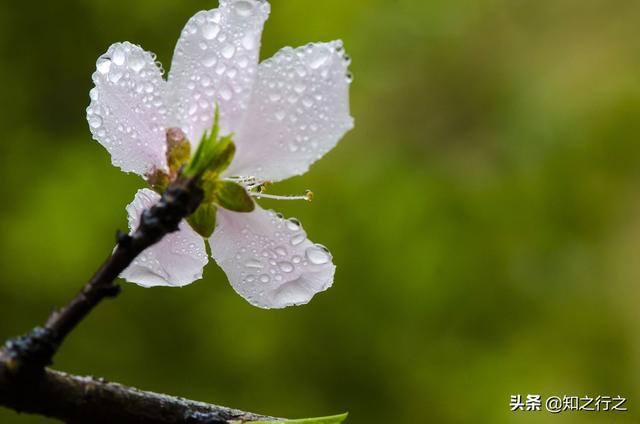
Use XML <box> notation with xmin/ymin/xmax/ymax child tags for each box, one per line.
<box><xmin>258</xmin><ymin>181</ymin><xmax>273</xmax><ymax>193</ymax></box>
<box><xmin>305</xmin><ymin>189</ymin><xmax>314</xmax><ymax>202</ymax></box>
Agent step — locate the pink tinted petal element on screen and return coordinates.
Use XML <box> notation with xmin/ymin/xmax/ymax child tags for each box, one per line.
<box><xmin>167</xmin><ymin>0</ymin><xmax>270</xmax><ymax>145</ymax></box>
<box><xmin>227</xmin><ymin>41</ymin><xmax>354</xmax><ymax>181</ymax></box>
<box><xmin>87</xmin><ymin>42</ymin><xmax>168</xmax><ymax>176</ymax></box>
<box><xmin>210</xmin><ymin>204</ymin><xmax>335</xmax><ymax>309</ymax></box>
<box><xmin>120</xmin><ymin>189</ymin><xmax>208</xmax><ymax>287</ymax></box>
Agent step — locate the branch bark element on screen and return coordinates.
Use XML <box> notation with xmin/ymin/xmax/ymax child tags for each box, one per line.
<box><xmin>0</xmin><ymin>361</ymin><xmax>277</xmax><ymax>423</ymax></box>
<box><xmin>0</xmin><ymin>173</ymin><xmax>282</xmax><ymax>422</ymax></box>
<box><xmin>1</xmin><ymin>175</ymin><xmax>204</xmax><ymax>374</ymax></box>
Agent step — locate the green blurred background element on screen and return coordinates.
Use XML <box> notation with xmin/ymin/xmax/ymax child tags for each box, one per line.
<box><xmin>1</xmin><ymin>0</ymin><xmax>640</xmax><ymax>422</ymax></box>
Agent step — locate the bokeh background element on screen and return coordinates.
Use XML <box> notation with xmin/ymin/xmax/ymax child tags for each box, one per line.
<box><xmin>1</xmin><ymin>0</ymin><xmax>640</xmax><ymax>422</ymax></box>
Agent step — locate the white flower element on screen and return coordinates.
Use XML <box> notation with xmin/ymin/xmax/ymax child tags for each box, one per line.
<box><xmin>86</xmin><ymin>0</ymin><xmax>353</xmax><ymax>308</ymax></box>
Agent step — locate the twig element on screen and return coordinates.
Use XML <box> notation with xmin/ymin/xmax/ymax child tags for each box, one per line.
<box><xmin>1</xmin><ymin>175</ymin><xmax>203</xmax><ymax>374</ymax></box>
<box><xmin>0</xmin><ymin>173</ymin><xmax>280</xmax><ymax>422</ymax></box>
<box><xmin>0</xmin><ymin>363</ymin><xmax>277</xmax><ymax>423</ymax></box>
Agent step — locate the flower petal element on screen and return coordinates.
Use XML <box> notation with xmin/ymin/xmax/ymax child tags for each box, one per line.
<box><xmin>87</xmin><ymin>42</ymin><xmax>168</xmax><ymax>176</ymax></box>
<box><xmin>210</xmin><ymin>204</ymin><xmax>335</xmax><ymax>308</ymax></box>
<box><xmin>120</xmin><ymin>189</ymin><xmax>208</xmax><ymax>287</ymax></box>
<box><xmin>167</xmin><ymin>0</ymin><xmax>270</xmax><ymax>145</ymax></box>
<box><xmin>226</xmin><ymin>40</ymin><xmax>354</xmax><ymax>182</ymax></box>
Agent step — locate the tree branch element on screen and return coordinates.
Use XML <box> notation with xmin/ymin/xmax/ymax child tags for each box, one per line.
<box><xmin>1</xmin><ymin>175</ymin><xmax>203</xmax><ymax>374</ymax></box>
<box><xmin>0</xmin><ymin>361</ymin><xmax>278</xmax><ymax>423</ymax></box>
<box><xmin>0</xmin><ymin>173</ymin><xmax>281</xmax><ymax>422</ymax></box>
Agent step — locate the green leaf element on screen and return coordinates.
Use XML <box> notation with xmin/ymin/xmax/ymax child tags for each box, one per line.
<box><xmin>214</xmin><ymin>180</ymin><xmax>255</xmax><ymax>212</ymax></box>
<box><xmin>236</xmin><ymin>413</ymin><xmax>348</xmax><ymax>424</ymax></box>
<box><xmin>183</xmin><ymin>107</ymin><xmax>221</xmax><ymax>177</ymax></box>
<box><xmin>183</xmin><ymin>106</ymin><xmax>236</xmax><ymax>178</ymax></box>
<box><xmin>207</xmin><ymin>134</ymin><xmax>235</xmax><ymax>175</ymax></box>
<box><xmin>186</xmin><ymin>202</ymin><xmax>217</xmax><ymax>238</ymax></box>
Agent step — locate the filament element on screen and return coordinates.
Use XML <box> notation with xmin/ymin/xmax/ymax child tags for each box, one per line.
<box><xmin>249</xmin><ymin>190</ymin><xmax>313</xmax><ymax>202</ymax></box>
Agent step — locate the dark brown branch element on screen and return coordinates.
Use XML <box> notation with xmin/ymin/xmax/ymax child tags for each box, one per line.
<box><xmin>0</xmin><ymin>173</ymin><xmax>284</xmax><ymax>422</ymax></box>
<box><xmin>0</xmin><ymin>361</ymin><xmax>278</xmax><ymax>423</ymax></box>
<box><xmin>1</xmin><ymin>175</ymin><xmax>204</xmax><ymax>375</ymax></box>
<box><xmin>0</xmin><ymin>171</ymin><xmax>288</xmax><ymax>422</ymax></box>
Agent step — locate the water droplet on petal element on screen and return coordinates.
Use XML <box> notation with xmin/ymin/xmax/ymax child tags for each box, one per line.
<box><xmin>89</xmin><ymin>115</ymin><xmax>103</xmax><ymax>129</ymax></box>
<box><xmin>221</xmin><ymin>45</ymin><xmax>236</xmax><ymax>59</ymax></box>
<box><xmin>245</xmin><ymin>259</ymin><xmax>263</xmax><ymax>269</ymax></box>
<box><xmin>259</xmin><ymin>274</ymin><xmax>271</xmax><ymax>283</ymax></box>
<box><xmin>201</xmin><ymin>54</ymin><xmax>217</xmax><ymax>67</ymax></box>
<box><xmin>310</xmin><ymin>53</ymin><xmax>328</xmax><ymax>70</ymax></box>
<box><xmin>278</xmin><ymin>262</ymin><xmax>294</xmax><ymax>273</ymax></box>
<box><xmin>112</xmin><ymin>47</ymin><xmax>126</xmax><ymax>66</ymax></box>
<box><xmin>201</xmin><ymin>24</ymin><xmax>220</xmax><ymax>40</ymax></box>
<box><xmin>128</xmin><ymin>54</ymin><xmax>145</xmax><ymax>72</ymax></box>
<box><xmin>96</xmin><ymin>58</ymin><xmax>111</xmax><ymax>74</ymax></box>
<box><xmin>226</xmin><ymin>67</ymin><xmax>238</xmax><ymax>78</ymax></box>
<box><xmin>108</xmin><ymin>70</ymin><xmax>123</xmax><ymax>83</ymax></box>
<box><xmin>233</xmin><ymin>0</ymin><xmax>255</xmax><ymax>17</ymax></box>
<box><xmin>290</xmin><ymin>233</ymin><xmax>306</xmax><ymax>246</ymax></box>
<box><xmin>305</xmin><ymin>244</ymin><xmax>332</xmax><ymax>265</ymax></box>
<box><xmin>286</xmin><ymin>218</ymin><xmax>301</xmax><ymax>232</ymax></box>
<box><xmin>242</xmin><ymin>33</ymin><xmax>256</xmax><ymax>50</ymax></box>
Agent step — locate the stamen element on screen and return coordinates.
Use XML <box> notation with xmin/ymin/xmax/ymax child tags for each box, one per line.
<box><xmin>227</xmin><ymin>176</ymin><xmax>257</xmax><ymax>184</ymax></box>
<box><xmin>249</xmin><ymin>191</ymin><xmax>314</xmax><ymax>202</ymax></box>
<box><xmin>229</xmin><ymin>176</ymin><xmax>313</xmax><ymax>202</ymax></box>
<box><xmin>242</xmin><ymin>181</ymin><xmax>268</xmax><ymax>190</ymax></box>
<box><xmin>257</xmin><ymin>181</ymin><xmax>272</xmax><ymax>193</ymax></box>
